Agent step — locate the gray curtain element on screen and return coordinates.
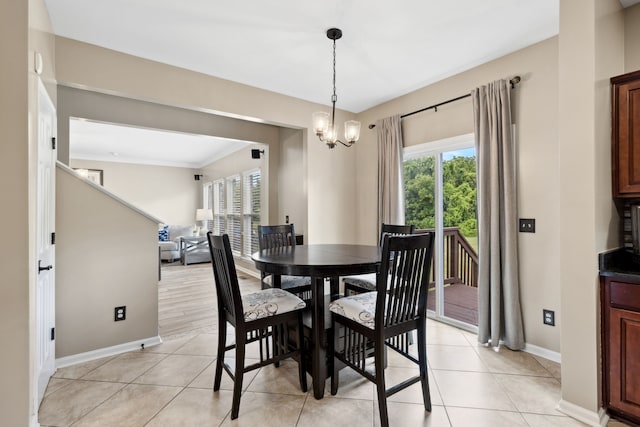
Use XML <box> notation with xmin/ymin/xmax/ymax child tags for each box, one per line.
<box><xmin>472</xmin><ymin>80</ymin><xmax>524</xmax><ymax>350</ymax></box>
<box><xmin>377</xmin><ymin>115</ymin><xmax>405</xmax><ymax>233</ymax></box>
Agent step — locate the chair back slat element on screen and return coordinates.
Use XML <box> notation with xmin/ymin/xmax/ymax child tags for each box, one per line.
<box><xmin>378</xmin><ymin>233</ymin><xmax>435</xmax><ymax>329</ymax></box>
<box><xmin>207</xmin><ymin>233</ymin><xmax>243</xmax><ymax>324</ymax></box>
<box><xmin>258</xmin><ymin>224</ymin><xmax>296</xmax><ymax>250</ymax></box>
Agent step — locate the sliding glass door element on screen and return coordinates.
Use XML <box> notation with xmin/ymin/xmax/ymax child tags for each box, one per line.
<box><xmin>404</xmin><ymin>134</ymin><xmax>478</xmax><ymax>329</ymax></box>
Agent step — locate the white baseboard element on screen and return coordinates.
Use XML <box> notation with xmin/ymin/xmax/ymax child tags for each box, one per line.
<box><xmin>557</xmin><ymin>400</ymin><xmax>609</xmax><ymax>426</ymax></box>
<box><xmin>55</xmin><ymin>335</ymin><xmax>163</xmax><ymax>369</ymax></box>
<box><xmin>524</xmin><ymin>342</ymin><xmax>562</xmax><ymax>364</ymax></box>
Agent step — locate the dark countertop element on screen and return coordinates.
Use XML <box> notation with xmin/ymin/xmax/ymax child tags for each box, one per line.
<box><xmin>599</xmin><ymin>248</ymin><xmax>640</xmax><ymax>282</ymax></box>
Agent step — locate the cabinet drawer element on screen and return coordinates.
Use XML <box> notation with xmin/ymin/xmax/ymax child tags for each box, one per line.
<box><xmin>610</xmin><ymin>281</ymin><xmax>640</xmax><ymax>310</ymax></box>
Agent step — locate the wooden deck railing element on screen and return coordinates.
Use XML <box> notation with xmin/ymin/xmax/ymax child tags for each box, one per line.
<box><xmin>416</xmin><ymin>227</ymin><xmax>478</xmax><ymax>288</ymax></box>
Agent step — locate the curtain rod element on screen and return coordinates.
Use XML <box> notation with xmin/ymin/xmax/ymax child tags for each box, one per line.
<box><xmin>368</xmin><ymin>76</ymin><xmax>521</xmax><ymax>129</ymax></box>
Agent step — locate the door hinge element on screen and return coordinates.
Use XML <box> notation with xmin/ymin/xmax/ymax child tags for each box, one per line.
<box><xmin>51</xmin><ymin>232</ymin><xmax>56</xmax><ymax>245</ymax></box>
<box><xmin>50</xmin><ymin>327</ymin><xmax>55</xmax><ymax>341</ymax></box>
<box><xmin>51</xmin><ymin>137</ymin><xmax>56</xmax><ymax>150</ymax></box>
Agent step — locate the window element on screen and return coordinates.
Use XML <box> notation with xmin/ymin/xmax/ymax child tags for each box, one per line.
<box><xmin>207</xmin><ymin>169</ymin><xmax>261</xmax><ymax>259</ymax></box>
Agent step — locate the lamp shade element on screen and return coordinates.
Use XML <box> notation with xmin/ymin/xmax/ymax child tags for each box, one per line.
<box><xmin>196</xmin><ymin>208</ymin><xmax>213</xmax><ymax>221</ymax></box>
<box><xmin>312</xmin><ymin>111</ymin><xmax>329</xmax><ymax>136</ymax></box>
<box><xmin>344</xmin><ymin>120</ymin><xmax>361</xmax><ymax>143</ymax></box>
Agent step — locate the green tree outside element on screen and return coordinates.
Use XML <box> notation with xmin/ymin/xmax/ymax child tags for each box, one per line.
<box><xmin>404</xmin><ymin>154</ymin><xmax>477</xmax><ymax>238</ymax></box>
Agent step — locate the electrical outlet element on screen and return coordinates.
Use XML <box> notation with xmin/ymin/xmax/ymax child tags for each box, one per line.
<box><xmin>114</xmin><ymin>306</ymin><xmax>126</xmax><ymax>321</ymax></box>
<box><xmin>519</xmin><ymin>218</ymin><xmax>536</xmax><ymax>233</ymax></box>
<box><xmin>543</xmin><ymin>309</ymin><xmax>555</xmax><ymax>326</ymax></box>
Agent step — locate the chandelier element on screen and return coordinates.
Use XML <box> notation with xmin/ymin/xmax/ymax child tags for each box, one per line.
<box><xmin>312</xmin><ymin>28</ymin><xmax>361</xmax><ymax>149</ymax></box>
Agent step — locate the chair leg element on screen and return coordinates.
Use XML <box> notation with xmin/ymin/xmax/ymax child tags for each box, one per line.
<box><xmin>330</xmin><ymin>320</ymin><xmax>339</xmax><ymax>395</ymax></box>
<box><xmin>297</xmin><ymin>313</ymin><xmax>308</xmax><ymax>393</ymax></box>
<box><xmin>374</xmin><ymin>340</ymin><xmax>389</xmax><ymax>427</ymax></box>
<box><xmin>213</xmin><ymin>320</ymin><xmax>227</xmax><ymax>392</ymax></box>
<box><xmin>416</xmin><ymin>322</ymin><xmax>431</xmax><ymax>412</ymax></box>
<box><xmin>274</xmin><ymin>324</ymin><xmax>281</xmax><ymax>368</ymax></box>
<box><xmin>230</xmin><ymin>335</ymin><xmax>246</xmax><ymax>420</ymax></box>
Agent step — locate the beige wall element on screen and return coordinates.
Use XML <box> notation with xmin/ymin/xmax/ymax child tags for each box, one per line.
<box><xmin>278</xmin><ymin>129</ymin><xmax>308</xmax><ymax>235</ymax></box>
<box><xmin>558</xmin><ymin>0</ymin><xmax>624</xmax><ymax>419</ymax></box>
<box><xmin>55</xmin><ymin>166</ymin><xmax>159</xmax><ymax>357</ymax></box>
<box><xmin>1</xmin><ymin>2</ymin><xmax>31</xmax><ymax>424</ymax></box>
<box><xmin>202</xmin><ymin>148</ymin><xmax>263</xmax><ymax>182</ymax></box>
<box><xmin>625</xmin><ymin>3</ymin><xmax>640</xmax><ymax>72</ymax></box>
<box><xmin>357</xmin><ymin>38</ymin><xmax>562</xmax><ymax>353</ymax></box>
<box><xmin>69</xmin><ymin>159</ymin><xmax>199</xmax><ymax>225</ymax></box>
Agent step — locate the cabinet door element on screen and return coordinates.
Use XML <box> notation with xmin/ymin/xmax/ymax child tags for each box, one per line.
<box><xmin>613</xmin><ymin>72</ymin><xmax>640</xmax><ymax>197</ymax></box>
<box><xmin>609</xmin><ymin>307</ymin><xmax>640</xmax><ymax>415</ymax></box>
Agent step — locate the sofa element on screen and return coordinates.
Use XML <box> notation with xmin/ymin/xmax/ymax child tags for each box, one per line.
<box><xmin>158</xmin><ymin>224</ymin><xmax>195</xmax><ymax>262</ymax></box>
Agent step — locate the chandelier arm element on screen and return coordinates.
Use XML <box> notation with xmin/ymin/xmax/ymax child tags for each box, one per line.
<box><xmin>337</xmin><ymin>139</ymin><xmax>354</xmax><ymax>148</ymax></box>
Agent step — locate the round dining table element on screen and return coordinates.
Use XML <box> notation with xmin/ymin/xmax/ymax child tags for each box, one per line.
<box><xmin>252</xmin><ymin>244</ymin><xmax>380</xmax><ymax>399</ymax></box>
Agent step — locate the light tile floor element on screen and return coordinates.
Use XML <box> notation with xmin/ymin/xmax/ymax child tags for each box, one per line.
<box><xmin>39</xmin><ymin>269</ymin><xmax>631</xmax><ymax>426</ymax></box>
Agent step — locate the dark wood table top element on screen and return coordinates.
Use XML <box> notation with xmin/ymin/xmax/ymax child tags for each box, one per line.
<box><xmin>251</xmin><ymin>243</ymin><xmax>381</xmax><ymax>278</ymax></box>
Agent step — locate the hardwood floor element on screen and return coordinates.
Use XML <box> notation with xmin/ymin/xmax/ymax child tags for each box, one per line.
<box><xmin>158</xmin><ymin>261</ymin><xmax>261</xmax><ymax>339</ymax></box>
<box><xmin>426</xmin><ymin>284</ymin><xmax>479</xmax><ymax>326</ymax></box>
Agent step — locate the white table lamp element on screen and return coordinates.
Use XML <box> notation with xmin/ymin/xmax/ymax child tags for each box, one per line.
<box><xmin>196</xmin><ymin>209</ymin><xmax>213</xmax><ymax>235</ymax></box>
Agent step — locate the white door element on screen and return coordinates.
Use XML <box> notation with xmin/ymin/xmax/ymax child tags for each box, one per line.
<box><xmin>36</xmin><ymin>78</ymin><xmax>56</xmax><ymax>404</ymax></box>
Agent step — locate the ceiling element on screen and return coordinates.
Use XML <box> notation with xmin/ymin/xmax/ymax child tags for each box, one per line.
<box><xmin>47</xmin><ymin>0</ymin><xmax>638</xmax><ymax>167</ymax></box>
<box><xmin>70</xmin><ymin>119</ymin><xmax>253</xmax><ymax>169</ymax></box>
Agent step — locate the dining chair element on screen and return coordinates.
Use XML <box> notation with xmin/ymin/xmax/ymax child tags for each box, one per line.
<box><xmin>207</xmin><ymin>232</ymin><xmax>307</xmax><ymax>420</ymax></box>
<box><xmin>329</xmin><ymin>232</ymin><xmax>435</xmax><ymax>427</ymax></box>
<box><xmin>258</xmin><ymin>224</ymin><xmax>312</xmax><ymax>302</ymax></box>
<box><xmin>342</xmin><ymin>223</ymin><xmax>415</xmax><ymax>296</ymax></box>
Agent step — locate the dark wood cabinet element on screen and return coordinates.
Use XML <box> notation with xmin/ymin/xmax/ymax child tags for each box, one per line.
<box><xmin>601</xmin><ymin>276</ymin><xmax>640</xmax><ymax>426</ymax></box>
<box><xmin>612</xmin><ymin>70</ymin><xmax>640</xmax><ymax>198</ymax></box>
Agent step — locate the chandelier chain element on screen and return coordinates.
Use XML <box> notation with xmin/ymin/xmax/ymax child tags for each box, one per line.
<box><xmin>332</xmin><ymin>38</ymin><xmax>337</xmax><ymax>104</ymax></box>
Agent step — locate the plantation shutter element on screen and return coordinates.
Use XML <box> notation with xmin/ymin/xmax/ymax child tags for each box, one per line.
<box><xmin>227</xmin><ymin>175</ymin><xmax>242</xmax><ymax>254</ymax></box>
<box><xmin>213</xmin><ymin>180</ymin><xmax>225</xmax><ymax>235</ymax></box>
<box><xmin>203</xmin><ymin>182</ymin><xmax>214</xmax><ymax>232</ymax></box>
<box><xmin>243</xmin><ymin>170</ymin><xmax>261</xmax><ymax>256</ymax></box>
